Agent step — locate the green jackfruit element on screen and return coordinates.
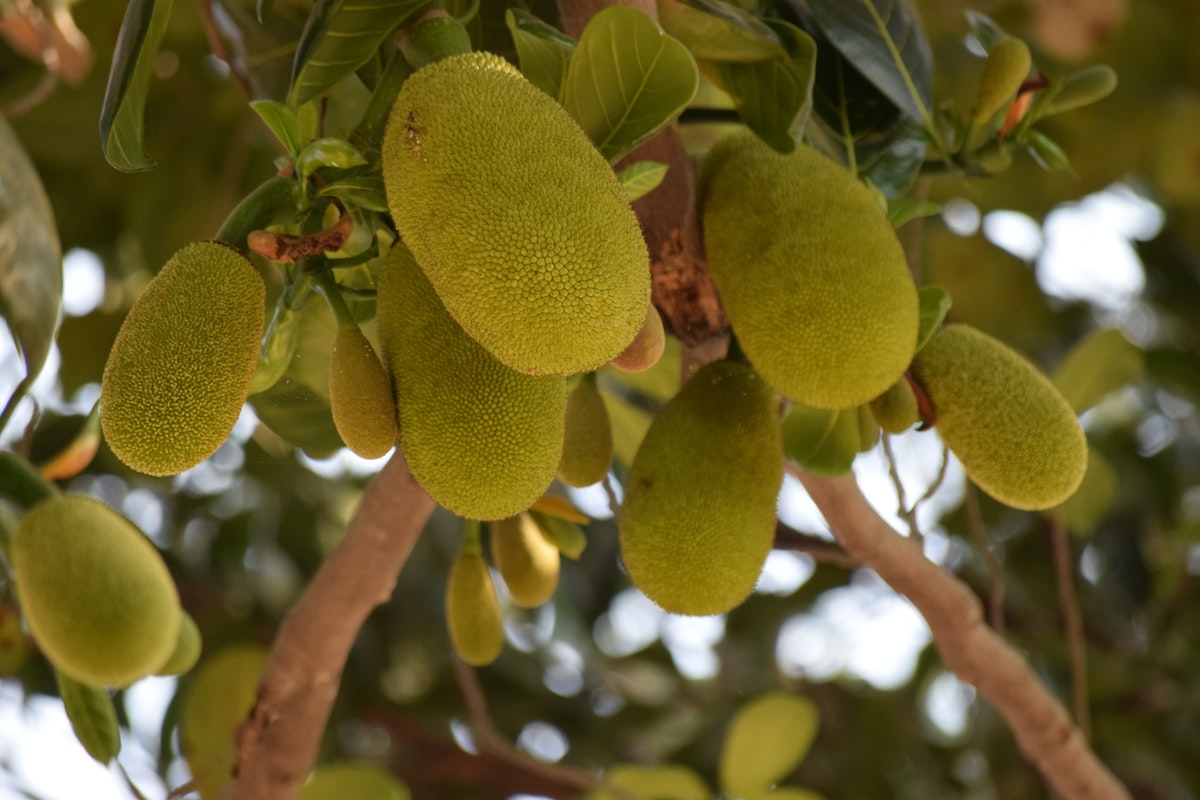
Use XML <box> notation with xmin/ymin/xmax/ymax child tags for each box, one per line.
<box><xmin>620</xmin><ymin>360</ymin><xmax>783</xmax><ymax>615</ymax></box>
<box><xmin>329</xmin><ymin>324</ymin><xmax>398</xmax><ymax>459</ymax></box>
<box><xmin>911</xmin><ymin>325</ymin><xmax>1086</xmax><ymax>510</ymax></box>
<box><xmin>869</xmin><ymin>378</ymin><xmax>920</xmax><ymax>434</ymax></box>
<box><xmin>701</xmin><ymin>133</ymin><xmax>918</xmax><ymax>410</ymax></box>
<box><xmin>301</xmin><ymin>764</ymin><xmax>410</xmax><ymax>800</ymax></box>
<box><xmin>12</xmin><ymin>495</ymin><xmax>180</xmax><ymax>687</ymax></box>
<box><xmin>376</xmin><ymin>245</ymin><xmax>567</xmax><ymax>520</ymax></box>
<box><xmin>383</xmin><ymin>52</ymin><xmax>650</xmax><ymax>376</ymax></box>
<box><xmin>720</xmin><ymin>692</ymin><xmax>819</xmax><ymax>798</ymax></box>
<box><xmin>611</xmin><ymin>304</ymin><xmax>666</xmax><ymax>373</ymax></box>
<box><xmin>974</xmin><ymin>38</ymin><xmax>1032</xmax><ymax>124</ymax></box>
<box><xmin>445</xmin><ymin>545</ymin><xmax>504</xmax><ymax>666</ymax></box>
<box><xmin>558</xmin><ymin>382</ymin><xmax>613</xmax><ymax>487</ymax></box>
<box><xmin>155</xmin><ymin>610</ymin><xmax>202</xmax><ymax>676</ymax></box>
<box><xmin>101</xmin><ymin>242</ymin><xmax>265</xmax><ymax>476</ymax></box>
<box><xmin>491</xmin><ymin>514</ymin><xmax>560</xmax><ymax>608</ymax></box>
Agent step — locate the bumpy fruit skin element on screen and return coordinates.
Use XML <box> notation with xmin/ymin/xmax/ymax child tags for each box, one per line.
<box><xmin>376</xmin><ymin>245</ymin><xmax>567</xmax><ymax>520</ymax></box>
<box><xmin>974</xmin><ymin>38</ymin><xmax>1032</xmax><ymax>124</ymax></box>
<box><xmin>611</xmin><ymin>304</ymin><xmax>666</xmax><ymax>373</ymax></box>
<box><xmin>101</xmin><ymin>242</ymin><xmax>265</xmax><ymax>476</ymax></box>
<box><xmin>869</xmin><ymin>378</ymin><xmax>920</xmax><ymax>434</ymax></box>
<box><xmin>911</xmin><ymin>325</ymin><xmax>1087</xmax><ymax>510</ymax></box>
<box><xmin>491</xmin><ymin>514</ymin><xmax>560</xmax><ymax>608</ymax></box>
<box><xmin>620</xmin><ymin>361</ymin><xmax>783</xmax><ymax>615</ymax></box>
<box><xmin>558</xmin><ymin>383</ymin><xmax>613</xmax><ymax>487</ymax></box>
<box><xmin>12</xmin><ymin>495</ymin><xmax>180</xmax><ymax>687</ymax></box>
<box><xmin>383</xmin><ymin>52</ymin><xmax>650</xmax><ymax>376</ymax></box>
<box><xmin>701</xmin><ymin>133</ymin><xmax>918</xmax><ymax>410</ymax></box>
<box><xmin>329</xmin><ymin>324</ymin><xmax>398</xmax><ymax>459</ymax></box>
<box><xmin>445</xmin><ymin>547</ymin><xmax>504</xmax><ymax>666</ymax></box>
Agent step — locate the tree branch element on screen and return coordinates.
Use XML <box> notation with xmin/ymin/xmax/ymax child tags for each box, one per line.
<box><xmin>224</xmin><ymin>451</ymin><xmax>436</xmax><ymax>800</ymax></box>
<box><xmin>790</xmin><ymin>466</ymin><xmax>1128</xmax><ymax>800</ymax></box>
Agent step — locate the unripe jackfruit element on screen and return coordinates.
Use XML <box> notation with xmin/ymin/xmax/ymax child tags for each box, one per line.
<box><xmin>611</xmin><ymin>304</ymin><xmax>666</xmax><ymax>373</ymax></box>
<box><xmin>101</xmin><ymin>242</ymin><xmax>265</xmax><ymax>476</ymax></box>
<box><xmin>491</xmin><ymin>514</ymin><xmax>560</xmax><ymax>608</ymax></box>
<box><xmin>12</xmin><ymin>495</ymin><xmax>180</xmax><ymax>687</ymax></box>
<box><xmin>558</xmin><ymin>382</ymin><xmax>613</xmax><ymax>487</ymax></box>
<box><xmin>376</xmin><ymin>245</ymin><xmax>567</xmax><ymax>520</ymax></box>
<box><xmin>445</xmin><ymin>545</ymin><xmax>504</xmax><ymax>666</ymax></box>
<box><xmin>701</xmin><ymin>133</ymin><xmax>918</xmax><ymax>410</ymax></box>
<box><xmin>620</xmin><ymin>360</ymin><xmax>783</xmax><ymax>615</ymax></box>
<box><xmin>329</xmin><ymin>324</ymin><xmax>398</xmax><ymax>459</ymax></box>
<box><xmin>974</xmin><ymin>38</ymin><xmax>1032</xmax><ymax>124</ymax></box>
<box><xmin>155</xmin><ymin>610</ymin><xmax>202</xmax><ymax>676</ymax></box>
<box><xmin>911</xmin><ymin>325</ymin><xmax>1086</xmax><ymax>510</ymax></box>
<box><xmin>383</xmin><ymin>52</ymin><xmax>650</xmax><ymax>376</ymax></box>
<box><xmin>869</xmin><ymin>378</ymin><xmax>920</xmax><ymax>434</ymax></box>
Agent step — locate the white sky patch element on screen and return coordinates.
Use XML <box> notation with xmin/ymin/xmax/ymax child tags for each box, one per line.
<box><xmin>61</xmin><ymin>248</ymin><xmax>105</xmax><ymax>318</ymax></box>
<box><xmin>517</xmin><ymin>721</ymin><xmax>568</xmax><ymax>763</ymax></box>
<box><xmin>754</xmin><ymin>550</ymin><xmax>815</xmax><ymax>596</ymax></box>
<box><xmin>982</xmin><ymin>210</ymin><xmax>1043</xmax><ymax>261</ymax></box>
<box><xmin>942</xmin><ymin>198</ymin><xmax>981</xmax><ymax>236</ymax></box>
<box><xmin>923</xmin><ymin>671</ymin><xmax>975</xmax><ymax>739</ymax></box>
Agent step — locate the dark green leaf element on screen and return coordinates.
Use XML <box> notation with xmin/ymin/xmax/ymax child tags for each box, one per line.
<box><xmin>99</xmin><ymin>0</ymin><xmax>175</xmax><ymax>172</ymax></box>
<box><xmin>1052</xmin><ymin>328</ymin><xmax>1143</xmax><ymax>413</ymax></box>
<box><xmin>915</xmin><ymin>285</ymin><xmax>951</xmax><ymax>352</ymax></box>
<box><xmin>249</xmin><ymin>100</ymin><xmax>302</xmax><ymax>159</ymax></box>
<box><xmin>296</xmin><ymin>137</ymin><xmax>368</xmax><ymax>178</ymax></box>
<box><xmin>506</xmin><ymin>8</ymin><xmax>576</xmax><ymax>101</ymax></box>
<box><xmin>657</xmin><ymin>0</ymin><xmax>785</xmax><ymax>62</ymax></box>
<box><xmin>618</xmin><ymin>160</ymin><xmax>669</xmax><ymax>201</ymax></box>
<box><xmin>563</xmin><ymin>6</ymin><xmax>699</xmax><ymax>162</ymax></box>
<box><xmin>57</xmin><ymin>671</ymin><xmax>121</xmax><ymax>764</ymax></box>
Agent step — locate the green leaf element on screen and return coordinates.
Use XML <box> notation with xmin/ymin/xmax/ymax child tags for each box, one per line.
<box><xmin>782</xmin><ymin>405</ymin><xmax>859</xmax><ymax>476</ymax></box>
<box><xmin>57</xmin><ymin>670</ymin><xmax>121</xmax><ymax>764</ymax></box>
<box><xmin>963</xmin><ymin>10</ymin><xmax>1008</xmax><ymax>52</ymax></box>
<box><xmin>915</xmin><ymin>285</ymin><xmax>952</xmax><ymax>353</ymax></box>
<box><xmin>289</xmin><ymin>0</ymin><xmax>425</xmax><ymax>107</ymax></box>
<box><xmin>1055</xmin><ymin>445</ymin><xmax>1117</xmax><ymax>536</ymax></box>
<box><xmin>587</xmin><ymin>764</ymin><xmax>712</xmax><ymax>800</ymax></box>
<box><xmin>215</xmin><ymin>174</ymin><xmax>300</xmax><ymax>251</ymax></box>
<box><xmin>563</xmin><ymin>6</ymin><xmax>699</xmax><ymax>162</ymax></box>
<box><xmin>0</xmin><ymin>116</ymin><xmax>62</xmax><ymax>435</ymax></box>
<box><xmin>296</xmin><ymin>137</ymin><xmax>368</xmax><ymax>178</ymax></box>
<box><xmin>250</xmin><ymin>100</ymin><xmax>302</xmax><ymax>159</ymax></box>
<box><xmin>249</xmin><ymin>375</ymin><xmax>345</xmax><ymax>458</ymax></box>
<box><xmin>886</xmin><ymin>194</ymin><xmax>941</xmax><ymax>229</ymax></box>
<box><xmin>316</xmin><ymin>172</ymin><xmax>389</xmax><ymax>212</ymax></box>
<box><xmin>602</xmin><ymin>392</ymin><xmax>653</xmax><ymax>468</ymax></box>
<box><xmin>742</xmin><ymin>789</ymin><xmax>829</xmax><ymax>800</ymax></box>
<box><xmin>720</xmin><ymin>692</ymin><xmax>819</xmax><ymax>797</ymax></box>
<box><xmin>1052</xmin><ymin>328</ymin><xmax>1143</xmax><ymax>414</ymax></box>
<box><xmin>708</xmin><ymin>19</ymin><xmax>816</xmax><ymax>153</ymax></box>
<box><xmin>506</xmin><ymin>8</ymin><xmax>576</xmax><ymax>101</ymax></box>
<box><xmin>618</xmin><ymin>160</ymin><xmax>669</xmax><ymax>202</ymax></box>
<box><xmin>1022</xmin><ymin>129</ymin><xmax>1074</xmax><ymax>175</ymax></box>
<box><xmin>657</xmin><ymin>0</ymin><xmax>786</xmax><ymax>62</ymax></box>
<box><xmin>99</xmin><ymin>0</ymin><xmax>175</xmax><ymax>172</ymax></box>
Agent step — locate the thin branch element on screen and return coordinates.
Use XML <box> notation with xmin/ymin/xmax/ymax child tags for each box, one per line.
<box><xmin>790</xmin><ymin>466</ymin><xmax>1129</xmax><ymax>800</ymax></box>
<box><xmin>224</xmin><ymin>451</ymin><xmax>436</xmax><ymax>800</ymax></box>
<box><xmin>601</xmin><ymin>474</ymin><xmax>621</xmax><ymax>519</ymax></box>
<box><xmin>881</xmin><ymin>433</ymin><xmax>923</xmax><ymax>545</ymax></box>
<box><xmin>774</xmin><ymin>522</ymin><xmax>858</xmax><ymax>569</ymax></box>
<box><xmin>197</xmin><ymin>0</ymin><xmax>255</xmax><ymax>100</ymax></box>
<box><xmin>964</xmin><ymin>482</ymin><xmax>1006</xmax><ymax>636</ymax></box>
<box><xmin>1050</xmin><ymin>517</ymin><xmax>1091</xmax><ymax>740</ymax></box>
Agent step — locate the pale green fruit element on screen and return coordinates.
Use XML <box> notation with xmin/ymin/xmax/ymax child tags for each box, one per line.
<box><xmin>13</xmin><ymin>495</ymin><xmax>180</xmax><ymax>687</ymax></box>
<box><xmin>720</xmin><ymin>692</ymin><xmax>819</xmax><ymax>797</ymax></box>
<box><xmin>558</xmin><ymin>382</ymin><xmax>613</xmax><ymax>487</ymax></box>
<box><xmin>911</xmin><ymin>325</ymin><xmax>1087</xmax><ymax>510</ymax></box>
<box><xmin>383</xmin><ymin>52</ymin><xmax>650</xmax><ymax>376</ymax></box>
<box><xmin>155</xmin><ymin>610</ymin><xmax>202</xmax><ymax>676</ymax></box>
<box><xmin>491</xmin><ymin>514</ymin><xmax>560</xmax><ymax>608</ymax></box>
<box><xmin>701</xmin><ymin>133</ymin><xmax>918</xmax><ymax>409</ymax></box>
<box><xmin>620</xmin><ymin>360</ymin><xmax>783</xmax><ymax>615</ymax></box>
<box><xmin>101</xmin><ymin>242</ymin><xmax>265</xmax><ymax>476</ymax></box>
<box><xmin>974</xmin><ymin>38</ymin><xmax>1032</xmax><ymax>124</ymax></box>
<box><xmin>329</xmin><ymin>324</ymin><xmax>398</xmax><ymax>459</ymax></box>
<box><xmin>869</xmin><ymin>378</ymin><xmax>920</xmax><ymax>434</ymax></box>
<box><xmin>445</xmin><ymin>547</ymin><xmax>504</xmax><ymax>666</ymax></box>
<box><xmin>300</xmin><ymin>763</ymin><xmax>410</xmax><ymax>800</ymax></box>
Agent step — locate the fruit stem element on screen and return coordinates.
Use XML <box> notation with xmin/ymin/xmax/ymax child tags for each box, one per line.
<box><xmin>314</xmin><ymin>264</ymin><xmax>358</xmax><ymax>331</ymax></box>
<box><xmin>214</xmin><ymin>174</ymin><xmax>299</xmax><ymax>251</ymax></box>
<box><xmin>0</xmin><ymin>451</ymin><xmax>58</xmax><ymax>509</ymax></box>
<box><xmin>461</xmin><ymin>519</ymin><xmax>484</xmax><ymax>557</ymax></box>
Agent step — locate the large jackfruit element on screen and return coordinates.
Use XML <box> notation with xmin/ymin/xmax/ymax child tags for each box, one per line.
<box><xmin>383</xmin><ymin>52</ymin><xmax>650</xmax><ymax>376</ymax></box>
<box><xmin>101</xmin><ymin>242</ymin><xmax>265</xmax><ymax>476</ymax></box>
<box><xmin>12</xmin><ymin>495</ymin><xmax>180</xmax><ymax>687</ymax></box>
<box><xmin>620</xmin><ymin>360</ymin><xmax>783</xmax><ymax>616</ymax></box>
<box><xmin>376</xmin><ymin>245</ymin><xmax>567</xmax><ymax>520</ymax></box>
<box><xmin>701</xmin><ymin>132</ymin><xmax>919</xmax><ymax>410</ymax></box>
<box><xmin>911</xmin><ymin>324</ymin><xmax>1087</xmax><ymax>510</ymax></box>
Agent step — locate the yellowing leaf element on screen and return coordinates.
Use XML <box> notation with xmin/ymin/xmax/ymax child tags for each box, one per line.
<box><xmin>719</xmin><ymin>692</ymin><xmax>819</xmax><ymax>797</ymax></box>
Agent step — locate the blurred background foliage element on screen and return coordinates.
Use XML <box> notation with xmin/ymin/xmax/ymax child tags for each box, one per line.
<box><xmin>3</xmin><ymin>0</ymin><xmax>1200</xmax><ymax>798</ymax></box>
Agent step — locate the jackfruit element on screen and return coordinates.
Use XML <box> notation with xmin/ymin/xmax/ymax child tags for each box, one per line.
<box><xmin>491</xmin><ymin>514</ymin><xmax>560</xmax><ymax>608</ymax></box>
<box><xmin>974</xmin><ymin>38</ymin><xmax>1032</xmax><ymax>124</ymax></box>
<box><xmin>383</xmin><ymin>51</ymin><xmax>650</xmax><ymax>376</ymax></box>
<box><xmin>329</xmin><ymin>323</ymin><xmax>398</xmax><ymax>459</ymax></box>
<box><xmin>445</xmin><ymin>542</ymin><xmax>504</xmax><ymax>666</ymax></box>
<box><xmin>720</xmin><ymin>692</ymin><xmax>819</xmax><ymax>798</ymax></box>
<box><xmin>301</xmin><ymin>764</ymin><xmax>411</xmax><ymax>800</ymax></box>
<box><xmin>611</xmin><ymin>304</ymin><xmax>666</xmax><ymax>373</ymax></box>
<box><xmin>911</xmin><ymin>325</ymin><xmax>1086</xmax><ymax>510</ymax></box>
<box><xmin>155</xmin><ymin>610</ymin><xmax>202</xmax><ymax>676</ymax></box>
<box><xmin>558</xmin><ymin>382</ymin><xmax>613</xmax><ymax>487</ymax></box>
<box><xmin>620</xmin><ymin>360</ymin><xmax>783</xmax><ymax>615</ymax></box>
<box><xmin>701</xmin><ymin>132</ymin><xmax>918</xmax><ymax>410</ymax></box>
<box><xmin>376</xmin><ymin>245</ymin><xmax>567</xmax><ymax>519</ymax></box>
<box><xmin>869</xmin><ymin>378</ymin><xmax>920</xmax><ymax>434</ymax></box>
<box><xmin>101</xmin><ymin>242</ymin><xmax>265</xmax><ymax>476</ymax></box>
<box><xmin>12</xmin><ymin>495</ymin><xmax>180</xmax><ymax>687</ymax></box>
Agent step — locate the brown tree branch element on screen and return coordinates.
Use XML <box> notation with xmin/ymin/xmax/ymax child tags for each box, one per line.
<box><xmin>790</xmin><ymin>466</ymin><xmax>1129</xmax><ymax>800</ymax></box>
<box><xmin>223</xmin><ymin>451</ymin><xmax>436</xmax><ymax>800</ymax></box>
<box><xmin>964</xmin><ymin>482</ymin><xmax>1007</xmax><ymax>636</ymax></box>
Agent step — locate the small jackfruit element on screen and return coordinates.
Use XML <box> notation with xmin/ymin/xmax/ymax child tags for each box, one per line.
<box><xmin>701</xmin><ymin>132</ymin><xmax>918</xmax><ymax>410</ymax></box>
<box><xmin>491</xmin><ymin>514</ymin><xmax>560</xmax><ymax>608</ymax></box>
<box><xmin>101</xmin><ymin>242</ymin><xmax>265</xmax><ymax>476</ymax></box>
<box><xmin>445</xmin><ymin>544</ymin><xmax>504</xmax><ymax>666</ymax></box>
<box><xmin>383</xmin><ymin>52</ymin><xmax>650</xmax><ymax>376</ymax></box>
<box><xmin>376</xmin><ymin>245</ymin><xmax>567</xmax><ymax>520</ymax></box>
<box><xmin>329</xmin><ymin>323</ymin><xmax>398</xmax><ymax>459</ymax></box>
<box><xmin>155</xmin><ymin>610</ymin><xmax>202</xmax><ymax>676</ymax></box>
<box><xmin>12</xmin><ymin>495</ymin><xmax>180</xmax><ymax>687</ymax></box>
<box><xmin>558</xmin><ymin>382</ymin><xmax>613</xmax><ymax>487</ymax></box>
<box><xmin>720</xmin><ymin>692</ymin><xmax>819</xmax><ymax>798</ymax></box>
<box><xmin>620</xmin><ymin>360</ymin><xmax>783</xmax><ymax>616</ymax></box>
<box><xmin>301</xmin><ymin>764</ymin><xmax>411</xmax><ymax>800</ymax></box>
<box><xmin>869</xmin><ymin>378</ymin><xmax>920</xmax><ymax>434</ymax></box>
<box><xmin>973</xmin><ymin>38</ymin><xmax>1032</xmax><ymax>124</ymax></box>
<box><xmin>611</xmin><ymin>304</ymin><xmax>666</xmax><ymax>373</ymax></box>
<box><xmin>911</xmin><ymin>325</ymin><xmax>1086</xmax><ymax>510</ymax></box>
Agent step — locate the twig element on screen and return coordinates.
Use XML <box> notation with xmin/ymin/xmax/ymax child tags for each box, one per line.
<box><xmin>224</xmin><ymin>451</ymin><xmax>436</xmax><ymax>800</ymax></box>
<box><xmin>913</xmin><ymin>442</ymin><xmax>950</xmax><ymax>508</ymax></box>
<box><xmin>1050</xmin><ymin>517</ymin><xmax>1091</xmax><ymax>740</ymax></box>
<box><xmin>247</xmin><ymin>200</ymin><xmax>352</xmax><ymax>262</ymax></box>
<box><xmin>964</xmin><ymin>482</ymin><xmax>1006</xmax><ymax>636</ymax></box>
<box><xmin>881</xmin><ymin>433</ymin><xmax>923</xmax><ymax>545</ymax></box>
<box><xmin>790</xmin><ymin>466</ymin><xmax>1129</xmax><ymax>800</ymax></box>
<box><xmin>774</xmin><ymin>522</ymin><xmax>858</xmax><ymax>569</ymax></box>
<box><xmin>197</xmin><ymin>0</ymin><xmax>255</xmax><ymax>99</ymax></box>
<box><xmin>601</xmin><ymin>474</ymin><xmax>621</xmax><ymax>520</ymax></box>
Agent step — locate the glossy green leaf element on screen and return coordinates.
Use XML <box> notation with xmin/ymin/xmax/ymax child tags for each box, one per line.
<box><xmin>250</xmin><ymin>100</ymin><xmax>302</xmax><ymax>159</ymax></box>
<box><xmin>296</xmin><ymin>137</ymin><xmax>368</xmax><ymax>178</ymax></box>
<box><xmin>57</xmin><ymin>670</ymin><xmax>121</xmax><ymax>764</ymax></box>
<box><xmin>0</xmin><ymin>116</ymin><xmax>62</xmax><ymax>435</ymax></box>
<box><xmin>782</xmin><ymin>405</ymin><xmax>858</xmax><ymax>476</ymax></box>
<box><xmin>657</xmin><ymin>0</ymin><xmax>785</xmax><ymax>62</ymax></box>
<box><xmin>587</xmin><ymin>764</ymin><xmax>711</xmax><ymax>800</ymax></box>
<box><xmin>1056</xmin><ymin>445</ymin><xmax>1117</xmax><ymax>536</ymax></box>
<box><xmin>1052</xmin><ymin>328</ymin><xmax>1143</xmax><ymax>413</ymax></box>
<box><xmin>915</xmin><ymin>285</ymin><xmax>952</xmax><ymax>353</ymax></box>
<box><xmin>506</xmin><ymin>8</ymin><xmax>576</xmax><ymax>101</ymax></box>
<box><xmin>720</xmin><ymin>692</ymin><xmax>819</xmax><ymax>797</ymax></box>
<box><xmin>886</xmin><ymin>194</ymin><xmax>941</xmax><ymax>229</ymax></box>
<box><xmin>289</xmin><ymin>0</ymin><xmax>425</xmax><ymax>107</ymax></box>
<box><xmin>99</xmin><ymin>0</ymin><xmax>175</xmax><ymax>172</ymax></box>
<box><xmin>316</xmin><ymin>173</ymin><xmax>389</xmax><ymax>212</ymax></box>
<box><xmin>215</xmin><ymin>175</ymin><xmax>300</xmax><ymax>251</ymax></box>
<box><xmin>563</xmin><ymin>6</ymin><xmax>699</xmax><ymax>162</ymax></box>
<box><xmin>249</xmin><ymin>276</ymin><xmax>315</xmax><ymax>395</ymax></box>
<box><xmin>618</xmin><ymin>160</ymin><xmax>669</xmax><ymax>202</ymax></box>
